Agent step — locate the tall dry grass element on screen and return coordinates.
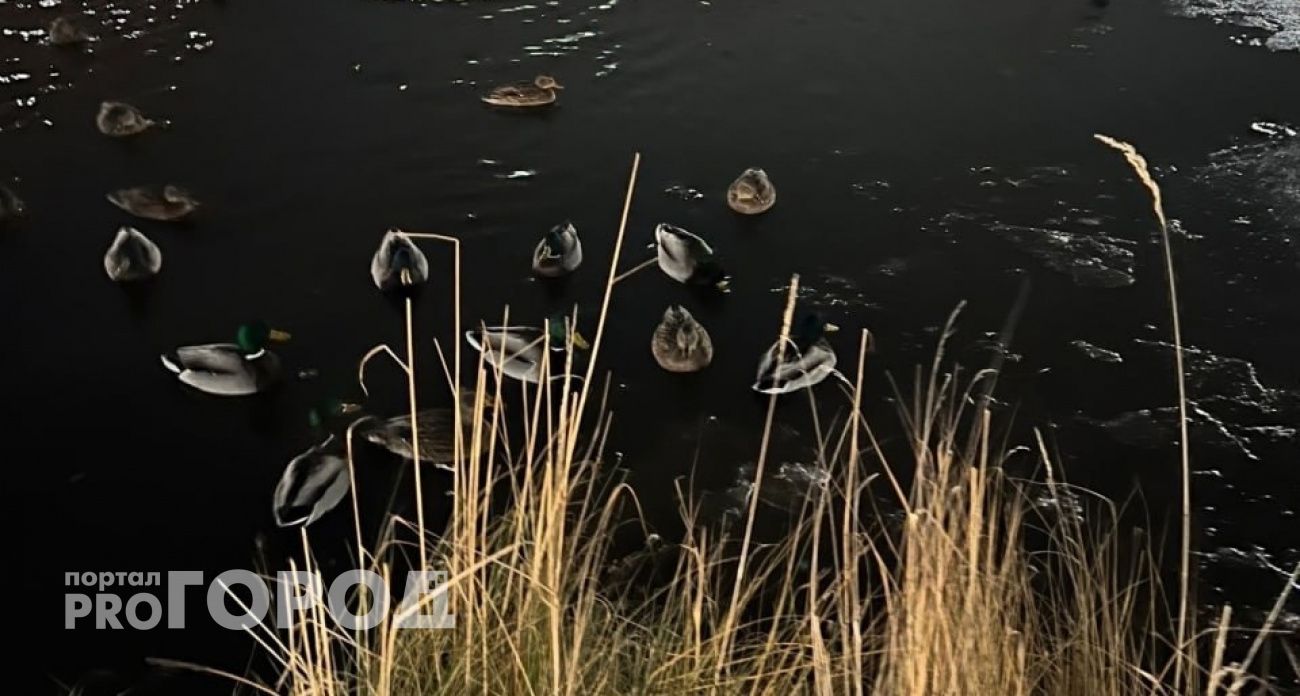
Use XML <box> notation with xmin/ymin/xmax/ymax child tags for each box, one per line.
<box><xmin>174</xmin><ymin>152</ymin><xmax>1300</xmax><ymax>695</ymax></box>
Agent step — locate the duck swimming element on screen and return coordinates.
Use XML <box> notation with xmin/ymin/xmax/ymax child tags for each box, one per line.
<box><xmin>0</xmin><ymin>184</ymin><xmax>25</xmax><ymax>222</ymax></box>
<box><xmin>466</xmin><ymin>316</ymin><xmax>589</xmax><ymax>383</ymax></box>
<box><xmin>370</xmin><ymin>229</ymin><xmax>429</xmax><ymax>291</ymax></box>
<box><xmin>107</xmin><ymin>185</ymin><xmax>198</xmax><ymax>221</ymax></box>
<box><xmin>103</xmin><ymin>226</ymin><xmax>162</xmax><ymax>282</ymax></box>
<box><xmin>96</xmin><ymin>101</ymin><xmax>155</xmax><ymax>137</ymax></box>
<box><xmin>752</xmin><ymin>312</ymin><xmax>844</xmax><ymax>395</ymax></box>
<box><xmin>272</xmin><ymin>435</ymin><xmax>350</xmax><ymax>528</ymax></box>
<box><xmin>160</xmin><ymin>321</ymin><xmax>292</xmax><ymax>396</ymax></box>
<box><xmin>48</xmin><ymin>16</ymin><xmax>93</xmax><ymax>46</ymax></box>
<box><xmin>727</xmin><ymin>168</ymin><xmax>776</xmax><ymax>215</ymax></box>
<box><xmin>482</xmin><ymin>75</ymin><xmax>563</xmax><ymax>108</ymax></box>
<box><xmin>654</xmin><ymin>223</ymin><xmax>731</xmax><ymax>290</ymax></box>
<box><xmin>652</xmin><ymin>305</ymin><xmax>713</xmax><ymax>373</ymax></box>
<box><xmin>532</xmin><ymin>221</ymin><xmax>583</xmax><ymax>277</ymax></box>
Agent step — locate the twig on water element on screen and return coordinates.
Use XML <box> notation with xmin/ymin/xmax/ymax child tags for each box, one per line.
<box><xmin>1095</xmin><ymin>133</ymin><xmax>1192</xmax><ymax>691</ymax></box>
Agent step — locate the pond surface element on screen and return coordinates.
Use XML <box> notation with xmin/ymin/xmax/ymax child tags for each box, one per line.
<box><xmin>4</xmin><ymin>0</ymin><xmax>1298</xmax><ymax>691</ymax></box>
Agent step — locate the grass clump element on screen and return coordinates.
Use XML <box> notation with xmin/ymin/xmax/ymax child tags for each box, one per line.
<box><xmin>176</xmin><ymin>152</ymin><xmax>1296</xmax><ymax>695</ymax></box>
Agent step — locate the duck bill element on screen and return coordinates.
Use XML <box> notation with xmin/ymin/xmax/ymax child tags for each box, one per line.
<box><xmin>570</xmin><ymin>331</ymin><xmax>591</xmax><ymax>350</ymax></box>
<box><xmin>339</xmin><ymin>402</ymin><xmax>363</xmax><ymax>414</ymax></box>
<box><xmin>716</xmin><ymin>279</ymin><xmax>732</xmax><ymax>293</ymax></box>
<box><xmin>823</xmin><ymin>322</ymin><xmax>841</xmax><ymax>333</ymax></box>
<box><xmin>268</xmin><ymin>329</ymin><xmax>293</xmax><ymax>342</ymax></box>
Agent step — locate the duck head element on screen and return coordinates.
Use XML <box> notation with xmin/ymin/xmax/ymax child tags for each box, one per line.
<box><xmin>791</xmin><ymin>312</ymin><xmax>838</xmax><ymax>348</ymax></box>
<box><xmin>162</xmin><ymin>185</ymin><xmax>196</xmax><ymax>205</ymax></box>
<box><xmin>545</xmin><ymin>314</ymin><xmax>590</xmax><ymax>350</ymax></box>
<box><xmin>307</xmin><ymin>398</ymin><xmax>363</xmax><ymax>430</ymax></box>
<box><xmin>534</xmin><ymin>75</ymin><xmax>564</xmax><ymax>91</ymax></box>
<box><xmin>236</xmin><ymin>321</ymin><xmax>292</xmax><ymax>357</ymax></box>
<box><xmin>694</xmin><ymin>259</ymin><xmax>731</xmax><ymax>292</ymax></box>
<box><xmin>668</xmin><ymin>307</ymin><xmax>704</xmax><ymax>354</ymax></box>
<box><xmin>544</xmin><ymin>222</ymin><xmax>574</xmax><ymax>250</ymax></box>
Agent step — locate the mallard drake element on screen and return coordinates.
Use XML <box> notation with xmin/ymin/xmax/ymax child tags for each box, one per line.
<box><xmin>727</xmin><ymin>168</ymin><xmax>776</xmax><ymax>215</ymax></box>
<box><xmin>96</xmin><ymin>101</ymin><xmax>155</xmax><ymax>137</ymax></box>
<box><xmin>652</xmin><ymin>305</ymin><xmax>713</xmax><ymax>372</ymax></box>
<box><xmin>752</xmin><ymin>313</ymin><xmax>844</xmax><ymax>394</ymax></box>
<box><xmin>306</xmin><ymin>397</ymin><xmax>364</xmax><ymax>431</ymax></box>
<box><xmin>107</xmin><ymin>185</ymin><xmax>198</xmax><ymax>221</ymax></box>
<box><xmin>48</xmin><ymin>16</ymin><xmax>93</xmax><ymax>46</ymax></box>
<box><xmin>273</xmin><ymin>435</ymin><xmax>350</xmax><ymax>528</ymax></box>
<box><xmin>532</xmin><ymin>221</ymin><xmax>582</xmax><ymax>277</ymax></box>
<box><xmin>0</xmin><ymin>184</ymin><xmax>24</xmax><ymax>222</ymax></box>
<box><xmin>466</xmin><ymin>316</ymin><xmax>589</xmax><ymax>383</ymax></box>
<box><xmin>160</xmin><ymin>321</ymin><xmax>292</xmax><ymax>396</ymax></box>
<box><xmin>370</xmin><ymin>229</ymin><xmax>429</xmax><ymax>291</ymax></box>
<box><xmin>654</xmin><ymin>223</ymin><xmax>730</xmax><ymax>290</ymax></box>
<box><xmin>103</xmin><ymin>226</ymin><xmax>162</xmax><ymax>282</ymax></box>
<box><xmin>482</xmin><ymin>75</ymin><xmax>563</xmax><ymax>107</ymax></box>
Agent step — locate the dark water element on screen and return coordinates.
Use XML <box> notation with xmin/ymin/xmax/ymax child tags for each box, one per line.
<box><xmin>4</xmin><ymin>0</ymin><xmax>1299</xmax><ymax>691</ymax></box>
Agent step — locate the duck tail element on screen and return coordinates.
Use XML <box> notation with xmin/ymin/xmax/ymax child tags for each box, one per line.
<box><xmin>830</xmin><ymin>369</ymin><xmax>855</xmax><ymax>388</ymax></box>
<box><xmin>159</xmin><ymin>352</ymin><xmax>182</xmax><ymax>374</ymax></box>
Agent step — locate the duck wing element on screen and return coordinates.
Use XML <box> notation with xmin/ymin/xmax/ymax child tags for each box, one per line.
<box><xmin>655</xmin><ymin>224</ymin><xmax>714</xmax><ymax>261</ymax></box>
<box><xmin>654</xmin><ymin>225</ymin><xmax>715</xmax><ymax>283</ymax></box>
<box><xmin>467</xmin><ymin>327</ymin><xmax>547</xmax><ymax>382</ymax></box>
<box><xmin>161</xmin><ymin>344</ymin><xmax>275</xmax><ymax>396</ymax></box>
<box><xmin>273</xmin><ymin>436</ymin><xmax>350</xmax><ymax>527</ymax></box>
<box><xmin>360</xmin><ymin>409</ymin><xmax>458</xmax><ymax>467</ymax></box>
<box><xmin>752</xmin><ymin>339</ymin><xmax>838</xmax><ymax>394</ymax></box>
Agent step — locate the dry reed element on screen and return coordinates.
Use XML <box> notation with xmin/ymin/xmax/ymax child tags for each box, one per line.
<box><xmin>165</xmin><ymin>152</ymin><xmax>1297</xmax><ymax>696</ymax></box>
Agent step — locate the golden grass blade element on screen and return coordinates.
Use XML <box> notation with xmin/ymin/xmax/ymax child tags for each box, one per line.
<box><xmin>717</xmin><ymin>273</ymin><xmax>800</xmax><ymax>680</ymax></box>
<box><xmin>1096</xmin><ymin>132</ymin><xmax>1193</xmax><ymax>692</ymax></box>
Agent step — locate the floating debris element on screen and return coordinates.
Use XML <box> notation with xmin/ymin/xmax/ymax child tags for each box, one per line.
<box><xmin>1250</xmin><ymin>120</ymin><xmax>1298</xmax><ymax>138</ymax></box>
<box><xmin>990</xmin><ymin>223</ymin><xmax>1136</xmax><ymax>288</ymax></box>
<box><xmin>1084</xmin><ymin>341</ymin><xmax>1299</xmax><ymax>460</ymax></box>
<box><xmin>1197</xmin><ymin>132</ymin><xmax>1300</xmax><ymax>229</ymax></box>
<box><xmin>1070</xmin><ymin>339</ymin><xmax>1123</xmax><ymax>363</ymax></box>
<box><xmin>1167</xmin><ymin>0</ymin><xmax>1300</xmax><ymax>52</ymax></box>
<box><xmin>663</xmin><ymin>183</ymin><xmax>704</xmax><ymax>201</ymax></box>
<box><xmin>769</xmin><ymin>274</ymin><xmax>877</xmax><ymax>311</ymax></box>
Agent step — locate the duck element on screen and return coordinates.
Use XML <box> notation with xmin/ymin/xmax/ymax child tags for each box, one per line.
<box><xmin>306</xmin><ymin>397</ymin><xmax>364</xmax><ymax>431</ymax></box>
<box><xmin>272</xmin><ymin>435</ymin><xmax>351</xmax><ymax>528</ymax></box>
<box><xmin>96</xmin><ymin>101</ymin><xmax>155</xmax><ymax>137</ymax></box>
<box><xmin>651</xmin><ymin>305</ymin><xmax>713</xmax><ymax>373</ymax></box>
<box><xmin>358</xmin><ymin>407</ymin><xmax>497</xmax><ymax>471</ymax></box>
<box><xmin>727</xmin><ymin>168</ymin><xmax>776</xmax><ymax>215</ymax></box>
<box><xmin>107</xmin><ymin>185</ymin><xmax>198</xmax><ymax>221</ymax></box>
<box><xmin>654</xmin><ymin>223</ymin><xmax>731</xmax><ymax>290</ymax></box>
<box><xmin>48</xmin><ymin>16</ymin><xmax>93</xmax><ymax>46</ymax></box>
<box><xmin>752</xmin><ymin>312</ymin><xmax>845</xmax><ymax>394</ymax></box>
<box><xmin>482</xmin><ymin>75</ymin><xmax>563</xmax><ymax>108</ymax></box>
<box><xmin>370</xmin><ymin>229</ymin><xmax>429</xmax><ymax>291</ymax></box>
<box><xmin>532</xmin><ymin>221</ymin><xmax>583</xmax><ymax>277</ymax></box>
<box><xmin>466</xmin><ymin>315</ymin><xmax>589</xmax><ymax>383</ymax></box>
<box><xmin>103</xmin><ymin>226</ymin><xmax>162</xmax><ymax>282</ymax></box>
<box><xmin>160</xmin><ymin>321</ymin><xmax>292</xmax><ymax>396</ymax></box>
<box><xmin>0</xmin><ymin>184</ymin><xmax>25</xmax><ymax>222</ymax></box>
